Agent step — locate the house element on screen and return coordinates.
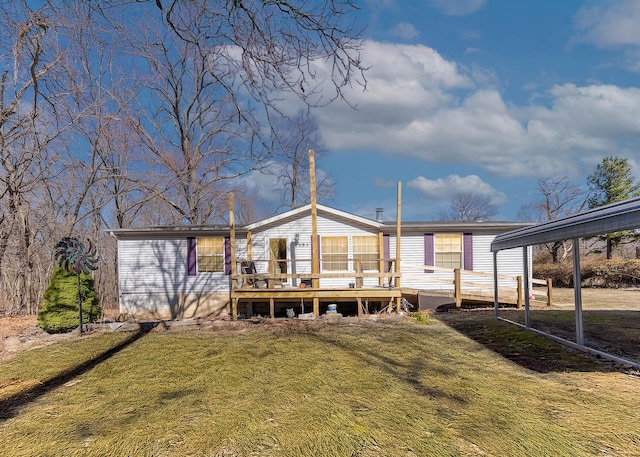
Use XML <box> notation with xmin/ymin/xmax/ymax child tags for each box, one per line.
<box><xmin>109</xmin><ymin>204</ymin><xmax>532</xmax><ymax>320</ymax></box>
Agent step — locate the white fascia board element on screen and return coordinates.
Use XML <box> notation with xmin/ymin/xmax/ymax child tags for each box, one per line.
<box><xmin>244</xmin><ymin>204</ymin><xmax>382</xmax><ymax>231</ymax></box>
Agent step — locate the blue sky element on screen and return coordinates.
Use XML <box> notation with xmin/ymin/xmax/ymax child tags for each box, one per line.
<box><xmin>251</xmin><ymin>0</ymin><xmax>640</xmax><ymax>223</ymax></box>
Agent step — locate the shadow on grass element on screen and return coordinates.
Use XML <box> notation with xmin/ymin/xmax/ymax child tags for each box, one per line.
<box><xmin>308</xmin><ymin>331</ymin><xmax>468</xmax><ymax>404</ymax></box>
<box><xmin>435</xmin><ymin>311</ymin><xmax>618</xmax><ymax>374</ymax></box>
<box><xmin>0</xmin><ymin>322</ymin><xmax>158</xmax><ymax>422</ymax></box>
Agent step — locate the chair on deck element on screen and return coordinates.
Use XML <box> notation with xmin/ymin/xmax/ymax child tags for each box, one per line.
<box><xmin>241</xmin><ymin>261</ymin><xmax>266</xmax><ymax>288</ymax></box>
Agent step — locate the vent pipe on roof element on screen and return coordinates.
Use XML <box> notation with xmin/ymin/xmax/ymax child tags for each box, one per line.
<box><xmin>375</xmin><ymin>208</ymin><xmax>383</xmax><ymax>222</ymax></box>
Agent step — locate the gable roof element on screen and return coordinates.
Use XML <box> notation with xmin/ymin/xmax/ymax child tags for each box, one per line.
<box><xmin>244</xmin><ymin>203</ymin><xmax>382</xmax><ymax>231</ymax></box>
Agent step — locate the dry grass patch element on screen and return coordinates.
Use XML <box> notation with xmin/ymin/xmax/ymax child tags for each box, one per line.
<box><xmin>0</xmin><ymin>320</ymin><xmax>638</xmax><ymax>456</ymax></box>
<box><xmin>536</xmin><ymin>286</ymin><xmax>640</xmax><ymax>310</ymax></box>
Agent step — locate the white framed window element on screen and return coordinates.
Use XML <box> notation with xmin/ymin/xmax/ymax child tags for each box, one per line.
<box><xmin>321</xmin><ymin>236</ymin><xmax>348</xmax><ymax>271</ymax></box>
<box><xmin>197</xmin><ymin>237</ymin><xmax>225</xmax><ymax>272</ymax></box>
<box><xmin>352</xmin><ymin>235</ymin><xmax>379</xmax><ymax>271</ymax></box>
<box><xmin>435</xmin><ymin>234</ymin><xmax>462</xmax><ymax>269</ymax></box>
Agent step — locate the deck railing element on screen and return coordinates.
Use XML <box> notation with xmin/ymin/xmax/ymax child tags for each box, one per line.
<box><xmin>231</xmin><ymin>258</ymin><xmax>553</xmax><ymax>309</ymax></box>
<box><xmin>232</xmin><ymin>258</ymin><xmax>399</xmax><ymax>289</ymax></box>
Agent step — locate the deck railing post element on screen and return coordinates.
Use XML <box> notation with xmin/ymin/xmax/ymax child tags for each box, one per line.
<box><xmin>516</xmin><ymin>276</ymin><xmax>523</xmax><ymax>309</ymax></box>
<box><xmin>268</xmin><ymin>260</ymin><xmax>275</xmax><ymax>289</ymax></box>
<box><xmin>546</xmin><ymin>278</ymin><xmax>553</xmax><ymax>307</ymax></box>
<box><xmin>454</xmin><ymin>268</ymin><xmax>462</xmax><ymax>308</ymax></box>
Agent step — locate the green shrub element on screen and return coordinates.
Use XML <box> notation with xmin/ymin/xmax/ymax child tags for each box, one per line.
<box><xmin>38</xmin><ymin>267</ymin><xmax>101</xmax><ymax>333</ymax></box>
<box><xmin>410</xmin><ymin>311</ymin><xmax>431</xmax><ymax>324</ymax></box>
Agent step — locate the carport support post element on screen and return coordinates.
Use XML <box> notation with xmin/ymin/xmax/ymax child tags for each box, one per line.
<box><xmin>493</xmin><ymin>251</ymin><xmax>499</xmax><ymax>317</ymax></box>
<box><xmin>523</xmin><ymin>246</ymin><xmax>530</xmax><ymax>328</ymax></box>
<box><xmin>572</xmin><ymin>238</ymin><xmax>584</xmax><ymax>346</ymax></box>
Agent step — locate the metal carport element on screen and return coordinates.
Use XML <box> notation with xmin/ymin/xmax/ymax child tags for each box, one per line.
<box><xmin>491</xmin><ymin>196</ymin><xmax>640</xmax><ymax>369</ymax></box>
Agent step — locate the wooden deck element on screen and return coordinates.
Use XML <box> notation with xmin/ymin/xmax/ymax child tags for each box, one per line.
<box><xmin>231</xmin><ymin>285</ymin><xmax>403</xmax><ymax>319</ymax></box>
<box><xmin>229</xmin><ymin>262</ymin><xmax>552</xmax><ymax>320</ymax></box>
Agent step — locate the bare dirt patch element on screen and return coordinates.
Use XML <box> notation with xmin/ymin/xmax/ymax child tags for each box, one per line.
<box><xmin>0</xmin><ymin>309</ymin><xmax>119</xmax><ymax>361</ymax></box>
<box><xmin>0</xmin><ymin>315</ymin><xmax>81</xmax><ymax>362</ymax></box>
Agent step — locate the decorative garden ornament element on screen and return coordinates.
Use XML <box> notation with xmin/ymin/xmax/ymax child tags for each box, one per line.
<box><xmin>55</xmin><ymin>237</ymin><xmax>99</xmax><ymax>333</ymax></box>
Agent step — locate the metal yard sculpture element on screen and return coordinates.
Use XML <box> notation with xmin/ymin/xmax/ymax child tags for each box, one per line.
<box><xmin>55</xmin><ymin>237</ymin><xmax>99</xmax><ymax>334</ymax></box>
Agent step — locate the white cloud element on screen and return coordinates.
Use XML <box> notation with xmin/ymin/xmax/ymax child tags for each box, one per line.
<box><xmin>337</xmin><ymin>41</ymin><xmax>640</xmax><ymax>176</ymax></box>
<box><xmin>574</xmin><ymin>0</ymin><xmax>640</xmax><ymax>48</ymax></box>
<box><xmin>407</xmin><ymin>174</ymin><xmax>507</xmax><ymax>204</ymax></box>
<box><xmin>464</xmin><ymin>47</ymin><xmax>483</xmax><ymax>55</ymax></box>
<box><xmin>277</xmin><ymin>40</ymin><xmax>640</xmax><ymax>181</ymax></box>
<box><xmin>390</xmin><ymin>22</ymin><xmax>420</xmax><ymax>40</ymax></box>
<box><xmin>430</xmin><ymin>0</ymin><xmax>487</xmax><ymax>16</ymax></box>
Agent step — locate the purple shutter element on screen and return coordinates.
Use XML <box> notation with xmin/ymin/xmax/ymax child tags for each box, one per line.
<box><xmin>187</xmin><ymin>237</ymin><xmax>197</xmax><ymax>276</ymax></box>
<box><xmin>224</xmin><ymin>236</ymin><xmax>231</xmax><ymax>275</ymax></box>
<box><xmin>463</xmin><ymin>233</ymin><xmax>473</xmax><ymax>271</ymax></box>
<box><xmin>383</xmin><ymin>234</ymin><xmax>390</xmax><ymax>272</ymax></box>
<box><xmin>424</xmin><ymin>233</ymin><xmax>434</xmax><ymax>273</ymax></box>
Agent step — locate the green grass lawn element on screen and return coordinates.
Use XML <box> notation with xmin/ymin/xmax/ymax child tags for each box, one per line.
<box><xmin>0</xmin><ymin>318</ymin><xmax>639</xmax><ymax>456</ymax></box>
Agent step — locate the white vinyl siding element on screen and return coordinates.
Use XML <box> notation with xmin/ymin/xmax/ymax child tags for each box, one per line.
<box><xmin>388</xmin><ymin>231</ymin><xmax>529</xmax><ymax>291</ymax></box>
<box><xmin>250</xmin><ymin>212</ymin><xmax>381</xmax><ymax>287</ymax></box>
<box><xmin>117</xmin><ymin>237</ymin><xmax>231</xmax><ymax>294</ymax></box>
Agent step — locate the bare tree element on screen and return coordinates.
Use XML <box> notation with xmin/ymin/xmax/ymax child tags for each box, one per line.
<box><xmin>0</xmin><ymin>0</ymin><xmax>367</xmax><ymax>314</ymax></box>
<box><xmin>0</xmin><ymin>4</ymin><xmax>67</xmax><ymax>314</ymax></box>
<box><xmin>439</xmin><ymin>193</ymin><xmax>498</xmax><ymax>222</ymax></box>
<box><xmin>120</xmin><ymin>22</ymin><xmax>265</xmax><ymax>225</ymax></box>
<box><xmin>267</xmin><ymin>110</ymin><xmax>333</xmax><ymax>210</ymax></box>
<box><xmin>88</xmin><ymin>0</ymin><xmax>366</xmax><ymax>109</ymax></box>
<box><xmin>518</xmin><ymin>176</ymin><xmax>586</xmax><ymax>263</ymax></box>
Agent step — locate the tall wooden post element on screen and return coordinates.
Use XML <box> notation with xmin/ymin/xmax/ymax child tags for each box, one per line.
<box><xmin>229</xmin><ymin>193</ymin><xmax>237</xmax><ymax>320</ymax></box>
<box><xmin>247</xmin><ymin>231</ymin><xmax>252</xmax><ymax>261</ymax></box>
<box><xmin>378</xmin><ymin>231</ymin><xmax>384</xmax><ymax>286</ymax></box>
<box><xmin>516</xmin><ymin>276</ymin><xmax>523</xmax><ymax>309</ymax></box>
<box><xmin>310</xmin><ymin>149</ymin><xmax>320</xmax><ymax>316</ymax></box>
<box><xmin>454</xmin><ymin>268</ymin><xmax>462</xmax><ymax>308</ymax></box>
<box><xmin>395</xmin><ymin>181</ymin><xmax>402</xmax><ymax>312</ymax></box>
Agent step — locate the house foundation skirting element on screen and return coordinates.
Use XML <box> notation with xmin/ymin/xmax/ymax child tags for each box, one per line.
<box><xmin>120</xmin><ymin>292</ymin><xmax>231</xmax><ymax>320</ymax></box>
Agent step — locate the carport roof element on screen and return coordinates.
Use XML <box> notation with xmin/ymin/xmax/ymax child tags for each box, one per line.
<box><xmin>491</xmin><ymin>196</ymin><xmax>640</xmax><ymax>252</ymax></box>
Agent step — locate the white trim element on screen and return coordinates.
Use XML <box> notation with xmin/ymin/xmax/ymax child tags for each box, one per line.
<box><xmin>244</xmin><ymin>204</ymin><xmax>382</xmax><ymax>231</ymax></box>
